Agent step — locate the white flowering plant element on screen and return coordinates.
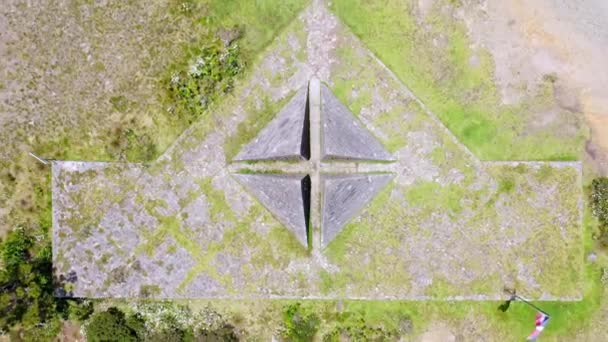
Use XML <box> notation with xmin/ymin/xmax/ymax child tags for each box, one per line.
<box><xmin>168</xmin><ymin>38</ymin><xmax>242</xmax><ymax>123</ymax></box>
<box><xmin>591</xmin><ymin>178</ymin><xmax>608</xmax><ymax>247</ymax></box>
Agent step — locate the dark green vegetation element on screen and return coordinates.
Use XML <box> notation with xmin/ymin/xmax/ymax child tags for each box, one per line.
<box><xmin>281</xmin><ymin>303</ymin><xmax>320</xmax><ymax>341</ymax></box>
<box><xmin>591</xmin><ymin>177</ymin><xmax>608</xmax><ymax>246</ymax></box>
<box><xmin>86</xmin><ymin>308</ymin><xmax>139</xmax><ymax>342</ymax></box>
<box><xmin>85</xmin><ymin>305</ymin><xmax>238</xmax><ymax>342</ymax></box>
<box><xmin>0</xmin><ymin>227</ymin><xmax>93</xmax><ymax>339</ymax></box>
<box><xmin>168</xmin><ymin>38</ymin><xmax>242</xmax><ymax>124</ymax></box>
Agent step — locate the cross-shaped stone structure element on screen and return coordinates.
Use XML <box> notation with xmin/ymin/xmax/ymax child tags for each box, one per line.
<box><xmin>228</xmin><ymin>78</ymin><xmax>395</xmax><ymax>251</ymax></box>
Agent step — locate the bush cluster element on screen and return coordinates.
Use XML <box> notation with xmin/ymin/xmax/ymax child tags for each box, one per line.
<box><xmin>168</xmin><ymin>36</ymin><xmax>242</xmax><ymax>124</ymax></box>
<box><xmin>86</xmin><ymin>307</ymin><xmax>139</xmax><ymax>342</ymax></box>
<box><xmin>281</xmin><ymin>303</ymin><xmax>321</xmax><ymax>342</ymax></box>
<box><xmin>591</xmin><ymin>177</ymin><xmax>608</xmax><ymax>246</ymax></box>
<box><xmin>85</xmin><ymin>304</ymin><xmax>237</xmax><ymax>342</ymax></box>
<box><xmin>0</xmin><ymin>227</ymin><xmax>93</xmax><ymax>338</ymax></box>
<box><xmin>322</xmin><ymin>312</ymin><xmax>412</xmax><ymax>342</ymax></box>
<box><xmin>280</xmin><ymin>303</ymin><xmax>412</xmax><ymax>342</ymax></box>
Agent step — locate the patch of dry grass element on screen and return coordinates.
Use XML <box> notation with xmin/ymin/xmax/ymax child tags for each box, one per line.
<box><xmin>0</xmin><ymin>0</ymin><xmax>308</xmax><ymax>236</ymax></box>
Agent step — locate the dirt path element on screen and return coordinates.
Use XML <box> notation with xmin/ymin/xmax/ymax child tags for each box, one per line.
<box><xmin>458</xmin><ymin>0</ymin><xmax>608</xmax><ymax>173</ymax></box>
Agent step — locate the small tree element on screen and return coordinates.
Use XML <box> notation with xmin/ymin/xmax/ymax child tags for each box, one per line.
<box><xmin>0</xmin><ymin>227</ymin><xmax>55</xmax><ymax>331</ymax></box>
<box><xmin>0</xmin><ymin>225</ymin><xmax>97</xmax><ymax>336</ymax></box>
<box><xmin>86</xmin><ymin>307</ymin><xmax>140</xmax><ymax>342</ymax></box>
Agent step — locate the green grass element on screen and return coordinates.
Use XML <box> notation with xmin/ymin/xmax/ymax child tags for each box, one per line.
<box><xmin>330</xmin><ymin>0</ymin><xmax>586</xmax><ymax>160</ymax></box>
<box><xmin>197</xmin><ymin>177</ymin><xmax>238</xmax><ymax>223</ymax></box>
<box><xmin>204</xmin><ymin>0</ymin><xmax>309</xmax><ymax>58</ymax></box>
<box><xmin>405</xmin><ymin>181</ymin><xmax>464</xmax><ymax>213</ymax></box>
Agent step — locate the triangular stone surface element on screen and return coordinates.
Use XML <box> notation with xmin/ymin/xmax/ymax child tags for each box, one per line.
<box><xmin>234</xmin><ymin>87</ymin><xmax>309</xmax><ymax>161</ymax></box>
<box><xmin>321</xmin><ymin>84</ymin><xmax>394</xmax><ymax>161</ymax></box>
<box><xmin>321</xmin><ymin>173</ymin><xmax>394</xmax><ymax>248</ymax></box>
<box><xmin>233</xmin><ymin>173</ymin><xmax>310</xmax><ymax>247</ymax></box>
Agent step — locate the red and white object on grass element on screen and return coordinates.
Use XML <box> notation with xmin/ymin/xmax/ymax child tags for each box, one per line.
<box><xmin>526</xmin><ymin>311</ymin><xmax>551</xmax><ymax>341</ymax></box>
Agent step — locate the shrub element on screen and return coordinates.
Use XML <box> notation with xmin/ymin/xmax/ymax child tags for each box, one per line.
<box><xmin>195</xmin><ymin>306</ymin><xmax>238</xmax><ymax>342</ymax></box>
<box><xmin>321</xmin><ymin>312</ymin><xmax>411</xmax><ymax>342</ymax></box>
<box><xmin>198</xmin><ymin>323</ymin><xmax>238</xmax><ymax>342</ymax></box>
<box><xmin>86</xmin><ymin>307</ymin><xmax>140</xmax><ymax>342</ymax></box>
<box><xmin>591</xmin><ymin>177</ymin><xmax>608</xmax><ymax>223</ymax></box>
<box><xmin>120</xmin><ymin>302</ymin><xmax>238</xmax><ymax>342</ymax></box>
<box><xmin>0</xmin><ymin>226</ymin><xmax>92</xmax><ymax>335</ymax></box>
<box><xmin>591</xmin><ymin>178</ymin><xmax>608</xmax><ymax>246</ymax></box>
<box><xmin>168</xmin><ymin>37</ymin><xmax>243</xmax><ymax>124</ymax></box>
<box><xmin>281</xmin><ymin>303</ymin><xmax>320</xmax><ymax>342</ymax></box>
<box><xmin>1</xmin><ymin>226</ymin><xmax>33</xmax><ymax>276</ymax></box>
<box><xmin>68</xmin><ymin>299</ymin><xmax>94</xmax><ymax>321</ymax></box>
<box><xmin>0</xmin><ymin>227</ymin><xmax>55</xmax><ymax>332</ymax></box>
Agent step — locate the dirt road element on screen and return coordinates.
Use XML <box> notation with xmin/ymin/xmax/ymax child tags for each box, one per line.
<box><xmin>457</xmin><ymin>0</ymin><xmax>608</xmax><ymax>173</ymax></box>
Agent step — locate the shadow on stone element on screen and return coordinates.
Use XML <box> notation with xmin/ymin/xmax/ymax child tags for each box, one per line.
<box><xmin>234</xmin><ymin>87</ymin><xmax>310</xmax><ymax>161</ymax></box>
<box><xmin>54</xmin><ymin>269</ymin><xmax>78</xmax><ymax>298</ymax></box>
<box><xmin>300</xmin><ymin>85</ymin><xmax>311</xmax><ymax>160</ymax></box>
<box><xmin>320</xmin><ymin>84</ymin><xmax>394</xmax><ymax>162</ymax></box>
<box><xmin>301</xmin><ymin>175</ymin><xmax>312</xmax><ymax>247</ymax></box>
<box><xmin>321</xmin><ymin>173</ymin><xmax>394</xmax><ymax>248</ymax></box>
<box><xmin>233</xmin><ymin>173</ymin><xmax>310</xmax><ymax>248</ymax></box>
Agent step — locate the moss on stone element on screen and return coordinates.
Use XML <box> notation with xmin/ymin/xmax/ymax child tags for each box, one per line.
<box><xmin>196</xmin><ymin>178</ymin><xmax>237</xmax><ymax>223</ymax></box>
<box><xmin>405</xmin><ymin>181</ymin><xmax>465</xmax><ymax>214</ymax></box>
